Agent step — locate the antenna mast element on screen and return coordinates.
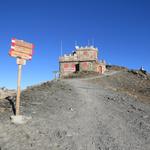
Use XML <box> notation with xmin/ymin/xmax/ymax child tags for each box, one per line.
<box><xmin>61</xmin><ymin>40</ymin><xmax>63</xmax><ymax>56</ymax></box>
<box><xmin>75</xmin><ymin>41</ymin><xmax>78</xmax><ymax>47</ymax></box>
<box><xmin>92</xmin><ymin>38</ymin><xmax>95</xmax><ymax>46</ymax></box>
<box><xmin>88</xmin><ymin>40</ymin><xmax>90</xmax><ymax>46</ymax></box>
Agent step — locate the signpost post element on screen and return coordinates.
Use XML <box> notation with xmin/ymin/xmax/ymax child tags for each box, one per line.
<box><xmin>9</xmin><ymin>38</ymin><xmax>34</xmax><ymax>124</ymax></box>
<box><xmin>16</xmin><ymin>63</ymin><xmax>22</xmax><ymax>116</ymax></box>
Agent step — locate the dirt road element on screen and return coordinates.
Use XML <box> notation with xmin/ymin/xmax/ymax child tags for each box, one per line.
<box><xmin>0</xmin><ymin>72</ymin><xmax>150</xmax><ymax>150</ymax></box>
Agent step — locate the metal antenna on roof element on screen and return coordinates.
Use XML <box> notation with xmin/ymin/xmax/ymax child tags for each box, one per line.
<box><xmin>60</xmin><ymin>40</ymin><xmax>63</xmax><ymax>56</ymax></box>
<box><xmin>75</xmin><ymin>41</ymin><xmax>77</xmax><ymax>47</ymax></box>
<box><xmin>88</xmin><ymin>40</ymin><xmax>90</xmax><ymax>46</ymax></box>
<box><xmin>92</xmin><ymin>38</ymin><xmax>95</xmax><ymax>46</ymax></box>
<box><xmin>75</xmin><ymin>41</ymin><xmax>79</xmax><ymax>49</ymax></box>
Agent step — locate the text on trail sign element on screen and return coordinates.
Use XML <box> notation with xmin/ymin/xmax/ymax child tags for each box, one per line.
<box><xmin>9</xmin><ymin>38</ymin><xmax>34</xmax><ymax>60</ymax></box>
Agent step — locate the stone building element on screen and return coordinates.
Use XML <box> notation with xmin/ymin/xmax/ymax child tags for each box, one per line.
<box><xmin>59</xmin><ymin>46</ymin><xmax>106</xmax><ymax>77</ymax></box>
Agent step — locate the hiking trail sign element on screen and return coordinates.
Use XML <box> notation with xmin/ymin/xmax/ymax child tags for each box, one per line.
<box><xmin>9</xmin><ymin>38</ymin><xmax>34</xmax><ymax>117</ymax></box>
<box><xmin>9</xmin><ymin>38</ymin><xmax>34</xmax><ymax>61</ymax></box>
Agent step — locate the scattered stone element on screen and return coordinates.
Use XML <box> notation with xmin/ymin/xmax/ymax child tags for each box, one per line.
<box><xmin>143</xmin><ymin>115</ymin><xmax>149</xmax><ymax>119</ymax></box>
<box><xmin>54</xmin><ymin>130</ymin><xmax>67</xmax><ymax>140</ymax></box>
<box><xmin>137</xmin><ymin>108</ymin><xmax>143</xmax><ymax>112</ymax></box>
<box><xmin>130</xmin><ymin>104</ymin><xmax>136</xmax><ymax>110</ymax></box>
<box><xmin>10</xmin><ymin>115</ymin><xmax>32</xmax><ymax>124</ymax></box>
<box><xmin>69</xmin><ymin>107</ymin><xmax>74</xmax><ymax>111</ymax></box>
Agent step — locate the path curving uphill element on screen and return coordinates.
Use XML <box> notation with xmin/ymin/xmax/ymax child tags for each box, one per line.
<box><xmin>0</xmin><ymin>70</ymin><xmax>150</xmax><ymax>150</ymax></box>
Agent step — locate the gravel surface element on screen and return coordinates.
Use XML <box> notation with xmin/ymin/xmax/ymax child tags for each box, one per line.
<box><xmin>0</xmin><ymin>71</ymin><xmax>150</xmax><ymax>150</ymax></box>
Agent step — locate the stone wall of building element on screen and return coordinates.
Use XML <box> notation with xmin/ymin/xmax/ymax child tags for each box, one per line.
<box><xmin>59</xmin><ymin>46</ymin><xmax>106</xmax><ymax>77</ymax></box>
<box><xmin>79</xmin><ymin>61</ymin><xmax>95</xmax><ymax>72</ymax></box>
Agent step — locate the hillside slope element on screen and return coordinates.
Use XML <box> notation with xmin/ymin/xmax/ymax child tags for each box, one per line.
<box><xmin>91</xmin><ymin>69</ymin><xmax>150</xmax><ymax>103</ymax></box>
<box><xmin>0</xmin><ymin>69</ymin><xmax>150</xmax><ymax>150</ymax></box>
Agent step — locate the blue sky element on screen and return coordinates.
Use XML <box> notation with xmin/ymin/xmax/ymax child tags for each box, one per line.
<box><xmin>0</xmin><ymin>0</ymin><xmax>150</xmax><ymax>89</ymax></box>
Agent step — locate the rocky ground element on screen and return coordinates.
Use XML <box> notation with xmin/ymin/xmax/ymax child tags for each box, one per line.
<box><xmin>0</xmin><ymin>68</ymin><xmax>150</xmax><ymax>150</ymax></box>
<box><xmin>0</xmin><ymin>88</ymin><xmax>16</xmax><ymax>113</ymax></box>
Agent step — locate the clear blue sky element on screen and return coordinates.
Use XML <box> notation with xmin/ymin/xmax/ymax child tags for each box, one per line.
<box><xmin>0</xmin><ymin>0</ymin><xmax>150</xmax><ymax>89</ymax></box>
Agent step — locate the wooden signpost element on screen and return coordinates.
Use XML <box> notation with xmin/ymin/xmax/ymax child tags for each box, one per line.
<box><xmin>9</xmin><ymin>38</ymin><xmax>34</xmax><ymax>116</ymax></box>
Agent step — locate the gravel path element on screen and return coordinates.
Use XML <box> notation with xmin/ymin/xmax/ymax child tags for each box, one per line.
<box><xmin>65</xmin><ymin>79</ymin><xmax>150</xmax><ymax>150</ymax></box>
<box><xmin>0</xmin><ymin>73</ymin><xmax>150</xmax><ymax>150</ymax></box>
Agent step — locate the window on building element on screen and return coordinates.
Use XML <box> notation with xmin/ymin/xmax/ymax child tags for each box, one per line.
<box><xmin>64</xmin><ymin>64</ymin><xmax>69</xmax><ymax>68</ymax></box>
